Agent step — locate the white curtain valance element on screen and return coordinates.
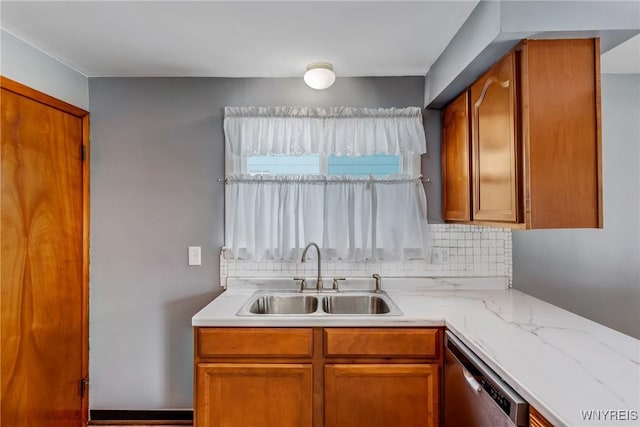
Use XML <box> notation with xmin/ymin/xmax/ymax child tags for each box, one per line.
<box><xmin>224</xmin><ymin>106</ymin><xmax>427</xmax><ymax>157</ymax></box>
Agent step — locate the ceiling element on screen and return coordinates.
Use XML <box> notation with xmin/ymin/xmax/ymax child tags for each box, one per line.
<box><xmin>0</xmin><ymin>1</ymin><xmax>480</xmax><ymax>78</ymax></box>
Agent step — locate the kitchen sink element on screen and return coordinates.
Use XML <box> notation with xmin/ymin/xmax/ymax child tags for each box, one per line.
<box><xmin>247</xmin><ymin>294</ymin><xmax>318</xmax><ymax>314</ymax></box>
<box><xmin>237</xmin><ymin>291</ymin><xmax>402</xmax><ymax>316</ymax></box>
<box><xmin>322</xmin><ymin>294</ymin><xmax>391</xmax><ymax>314</ymax></box>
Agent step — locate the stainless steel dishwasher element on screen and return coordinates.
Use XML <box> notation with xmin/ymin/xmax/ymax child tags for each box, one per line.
<box><xmin>444</xmin><ymin>331</ymin><xmax>529</xmax><ymax>427</ymax></box>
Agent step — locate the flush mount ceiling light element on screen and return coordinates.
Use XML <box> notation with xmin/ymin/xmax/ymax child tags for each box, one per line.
<box><xmin>304</xmin><ymin>62</ymin><xmax>336</xmax><ymax>90</ymax></box>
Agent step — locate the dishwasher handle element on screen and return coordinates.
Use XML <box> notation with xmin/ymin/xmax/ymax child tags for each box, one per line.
<box><xmin>463</xmin><ymin>367</ymin><xmax>482</xmax><ymax>393</ymax></box>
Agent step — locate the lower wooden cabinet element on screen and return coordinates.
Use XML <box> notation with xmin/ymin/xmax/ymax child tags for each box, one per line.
<box><xmin>196</xmin><ymin>363</ymin><xmax>313</xmax><ymax>427</ymax></box>
<box><xmin>529</xmin><ymin>406</ymin><xmax>554</xmax><ymax>427</ymax></box>
<box><xmin>194</xmin><ymin>327</ymin><xmax>442</xmax><ymax>427</ymax></box>
<box><xmin>325</xmin><ymin>364</ymin><xmax>439</xmax><ymax>427</ymax></box>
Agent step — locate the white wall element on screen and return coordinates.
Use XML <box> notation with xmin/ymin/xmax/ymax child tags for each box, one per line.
<box><xmin>513</xmin><ymin>74</ymin><xmax>640</xmax><ymax>339</ymax></box>
<box><xmin>0</xmin><ymin>29</ymin><xmax>88</xmax><ymax>110</ymax></box>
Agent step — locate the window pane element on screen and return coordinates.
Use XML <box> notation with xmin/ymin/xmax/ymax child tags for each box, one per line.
<box><xmin>246</xmin><ymin>154</ymin><xmax>320</xmax><ymax>175</ymax></box>
<box><xmin>327</xmin><ymin>154</ymin><xmax>400</xmax><ymax>176</ymax></box>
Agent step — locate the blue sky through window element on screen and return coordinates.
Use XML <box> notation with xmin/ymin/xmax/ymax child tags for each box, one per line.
<box><xmin>246</xmin><ymin>154</ymin><xmax>320</xmax><ymax>175</ymax></box>
<box><xmin>246</xmin><ymin>154</ymin><xmax>400</xmax><ymax>176</ymax></box>
<box><xmin>327</xmin><ymin>154</ymin><xmax>399</xmax><ymax>176</ymax></box>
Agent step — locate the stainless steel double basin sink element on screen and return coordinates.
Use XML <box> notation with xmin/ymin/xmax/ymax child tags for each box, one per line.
<box><xmin>236</xmin><ymin>291</ymin><xmax>402</xmax><ymax>316</ymax></box>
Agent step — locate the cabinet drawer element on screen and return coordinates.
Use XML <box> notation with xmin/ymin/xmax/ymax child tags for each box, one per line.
<box><xmin>197</xmin><ymin>328</ymin><xmax>313</xmax><ymax>358</ymax></box>
<box><xmin>324</xmin><ymin>328</ymin><xmax>439</xmax><ymax>358</ymax></box>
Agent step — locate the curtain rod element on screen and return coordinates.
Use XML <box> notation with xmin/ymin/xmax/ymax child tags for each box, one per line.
<box><xmin>217</xmin><ymin>175</ymin><xmax>431</xmax><ymax>184</ymax></box>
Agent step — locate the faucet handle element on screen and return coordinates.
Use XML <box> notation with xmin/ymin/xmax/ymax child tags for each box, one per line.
<box><xmin>372</xmin><ymin>274</ymin><xmax>382</xmax><ymax>293</ymax></box>
<box><xmin>293</xmin><ymin>277</ymin><xmax>307</xmax><ymax>292</ymax></box>
<box><xmin>331</xmin><ymin>277</ymin><xmax>346</xmax><ymax>291</ymax></box>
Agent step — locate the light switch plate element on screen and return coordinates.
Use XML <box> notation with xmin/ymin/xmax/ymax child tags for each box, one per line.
<box><xmin>188</xmin><ymin>246</ymin><xmax>201</xmax><ymax>266</ymax></box>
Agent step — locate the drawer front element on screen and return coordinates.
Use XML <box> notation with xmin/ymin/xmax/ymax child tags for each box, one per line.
<box><xmin>324</xmin><ymin>328</ymin><xmax>439</xmax><ymax>358</ymax></box>
<box><xmin>197</xmin><ymin>328</ymin><xmax>313</xmax><ymax>358</ymax></box>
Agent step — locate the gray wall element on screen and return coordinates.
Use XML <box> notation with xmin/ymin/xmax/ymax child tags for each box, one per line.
<box><xmin>88</xmin><ymin>76</ymin><xmax>425</xmax><ymax>409</ymax></box>
<box><xmin>422</xmin><ymin>108</ymin><xmax>443</xmax><ymax>223</ymax></box>
<box><xmin>513</xmin><ymin>74</ymin><xmax>640</xmax><ymax>339</ymax></box>
<box><xmin>1</xmin><ymin>29</ymin><xmax>89</xmax><ymax>110</ymax></box>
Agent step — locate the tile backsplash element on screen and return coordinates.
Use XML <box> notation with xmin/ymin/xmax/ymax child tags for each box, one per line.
<box><xmin>220</xmin><ymin>223</ymin><xmax>512</xmax><ymax>286</ymax></box>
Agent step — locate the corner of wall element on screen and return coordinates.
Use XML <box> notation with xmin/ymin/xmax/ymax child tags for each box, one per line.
<box><xmin>1</xmin><ymin>29</ymin><xmax>89</xmax><ymax>110</ymax></box>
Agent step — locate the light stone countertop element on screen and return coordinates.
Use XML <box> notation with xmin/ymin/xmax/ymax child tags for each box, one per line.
<box><xmin>192</xmin><ymin>277</ymin><xmax>640</xmax><ymax>427</ymax></box>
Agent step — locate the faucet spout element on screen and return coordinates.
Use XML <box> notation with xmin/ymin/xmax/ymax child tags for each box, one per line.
<box><xmin>301</xmin><ymin>242</ymin><xmax>323</xmax><ymax>292</ymax></box>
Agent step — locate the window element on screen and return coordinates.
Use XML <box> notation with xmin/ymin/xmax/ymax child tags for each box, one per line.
<box><xmin>242</xmin><ymin>153</ymin><xmax>413</xmax><ymax>177</ymax></box>
<box><xmin>246</xmin><ymin>154</ymin><xmax>320</xmax><ymax>175</ymax></box>
<box><xmin>327</xmin><ymin>154</ymin><xmax>399</xmax><ymax>176</ymax></box>
<box><xmin>223</xmin><ymin>106</ymin><xmax>430</xmax><ymax>261</ymax></box>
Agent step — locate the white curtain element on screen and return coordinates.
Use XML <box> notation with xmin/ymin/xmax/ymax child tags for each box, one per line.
<box><xmin>224</xmin><ymin>106</ymin><xmax>426</xmax><ymax>157</ymax></box>
<box><xmin>224</xmin><ymin>175</ymin><xmax>430</xmax><ymax>261</ymax></box>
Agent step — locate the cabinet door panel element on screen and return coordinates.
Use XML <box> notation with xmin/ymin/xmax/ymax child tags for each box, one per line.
<box><xmin>471</xmin><ymin>52</ymin><xmax>520</xmax><ymax>222</ymax></box>
<box><xmin>196</xmin><ymin>363</ymin><xmax>313</xmax><ymax>427</ymax></box>
<box><xmin>524</xmin><ymin>38</ymin><xmax>601</xmax><ymax>228</ymax></box>
<box><xmin>442</xmin><ymin>91</ymin><xmax>471</xmax><ymax>221</ymax></box>
<box><xmin>325</xmin><ymin>364</ymin><xmax>438</xmax><ymax>427</ymax></box>
<box><xmin>198</xmin><ymin>327</ymin><xmax>313</xmax><ymax>358</ymax></box>
<box><xmin>324</xmin><ymin>328</ymin><xmax>438</xmax><ymax>358</ymax></box>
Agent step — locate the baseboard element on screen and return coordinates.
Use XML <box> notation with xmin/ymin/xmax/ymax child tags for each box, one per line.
<box><xmin>89</xmin><ymin>410</ymin><xmax>193</xmax><ymax>424</ymax></box>
<box><xmin>89</xmin><ymin>423</ymin><xmax>190</xmax><ymax>426</ymax></box>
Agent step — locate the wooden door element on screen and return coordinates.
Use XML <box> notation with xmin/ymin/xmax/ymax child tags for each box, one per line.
<box><xmin>325</xmin><ymin>364</ymin><xmax>439</xmax><ymax>427</ymax></box>
<box><xmin>1</xmin><ymin>78</ymin><xmax>89</xmax><ymax>427</ymax></box>
<box><xmin>442</xmin><ymin>91</ymin><xmax>471</xmax><ymax>221</ymax></box>
<box><xmin>471</xmin><ymin>52</ymin><xmax>520</xmax><ymax>223</ymax></box>
<box><xmin>196</xmin><ymin>363</ymin><xmax>313</xmax><ymax>427</ymax></box>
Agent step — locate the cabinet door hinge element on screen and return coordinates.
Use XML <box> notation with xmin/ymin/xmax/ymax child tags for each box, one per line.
<box><xmin>81</xmin><ymin>145</ymin><xmax>86</xmax><ymax>161</ymax></box>
<box><xmin>80</xmin><ymin>378</ymin><xmax>88</xmax><ymax>398</ymax></box>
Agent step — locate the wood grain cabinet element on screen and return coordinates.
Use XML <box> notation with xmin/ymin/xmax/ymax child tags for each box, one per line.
<box><xmin>194</xmin><ymin>328</ymin><xmax>314</xmax><ymax>427</ymax></box>
<box><xmin>442</xmin><ymin>91</ymin><xmax>471</xmax><ymax>222</ymax></box>
<box><xmin>529</xmin><ymin>406</ymin><xmax>554</xmax><ymax>427</ymax></box>
<box><xmin>442</xmin><ymin>38</ymin><xmax>603</xmax><ymax>229</ymax></box>
<box><xmin>194</xmin><ymin>327</ymin><xmax>441</xmax><ymax>427</ymax></box>
<box><xmin>323</xmin><ymin>328</ymin><xmax>440</xmax><ymax>427</ymax></box>
<box><xmin>196</xmin><ymin>363</ymin><xmax>313</xmax><ymax>427</ymax></box>
<box><xmin>325</xmin><ymin>364</ymin><xmax>438</xmax><ymax>427</ymax></box>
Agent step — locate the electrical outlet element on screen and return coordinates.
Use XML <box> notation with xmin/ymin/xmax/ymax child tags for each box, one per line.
<box><xmin>188</xmin><ymin>246</ymin><xmax>201</xmax><ymax>266</ymax></box>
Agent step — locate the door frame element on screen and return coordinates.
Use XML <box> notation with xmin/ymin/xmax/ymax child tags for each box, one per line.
<box><xmin>1</xmin><ymin>76</ymin><xmax>90</xmax><ymax>426</ymax></box>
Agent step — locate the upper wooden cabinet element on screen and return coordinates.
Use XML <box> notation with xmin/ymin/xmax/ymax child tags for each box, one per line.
<box><xmin>442</xmin><ymin>38</ymin><xmax>602</xmax><ymax>229</ymax></box>
<box><xmin>442</xmin><ymin>91</ymin><xmax>471</xmax><ymax>222</ymax></box>
<box><xmin>471</xmin><ymin>52</ymin><xmax>520</xmax><ymax>223</ymax></box>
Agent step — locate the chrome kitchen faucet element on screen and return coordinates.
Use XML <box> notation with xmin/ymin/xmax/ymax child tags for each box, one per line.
<box><xmin>301</xmin><ymin>242</ymin><xmax>323</xmax><ymax>292</ymax></box>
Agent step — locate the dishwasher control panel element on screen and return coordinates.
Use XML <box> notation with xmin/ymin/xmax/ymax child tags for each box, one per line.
<box><xmin>480</xmin><ymin>376</ymin><xmax>511</xmax><ymax>414</ymax></box>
